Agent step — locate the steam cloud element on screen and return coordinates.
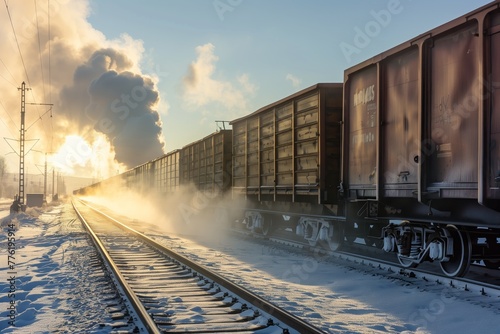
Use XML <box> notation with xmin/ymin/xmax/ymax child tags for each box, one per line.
<box><xmin>56</xmin><ymin>33</ymin><xmax>165</xmax><ymax>170</ymax></box>
<box><xmin>65</xmin><ymin>50</ymin><xmax>164</xmax><ymax>167</ymax></box>
<box><xmin>0</xmin><ymin>0</ymin><xmax>165</xmax><ymax>177</ymax></box>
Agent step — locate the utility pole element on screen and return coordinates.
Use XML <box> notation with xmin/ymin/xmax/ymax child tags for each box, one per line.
<box><xmin>43</xmin><ymin>153</ymin><xmax>47</xmax><ymax>203</ymax></box>
<box><xmin>34</xmin><ymin>151</ymin><xmax>54</xmax><ymax>203</ymax></box>
<box><xmin>18</xmin><ymin>82</ymin><xmax>29</xmax><ymax>206</ymax></box>
<box><xmin>52</xmin><ymin>168</ymin><xmax>55</xmax><ymax>199</ymax></box>
<box><xmin>7</xmin><ymin>82</ymin><xmax>52</xmax><ymax>209</ymax></box>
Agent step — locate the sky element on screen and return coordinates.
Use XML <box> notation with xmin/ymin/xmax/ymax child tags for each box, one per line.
<box><xmin>0</xmin><ymin>0</ymin><xmax>494</xmax><ymax>182</ymax></box>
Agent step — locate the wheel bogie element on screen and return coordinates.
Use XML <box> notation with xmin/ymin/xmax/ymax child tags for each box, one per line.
<box><xmin>382</xmin><ymin>222</ymin><xmax>475</xmax><ymax>277</ymax></box>
<box><xmin>295</xmin><ymin>217</ymin><xmax>342</xmax><ymax>251</ymax></box>
<box><xmin>240</xmin><ymin>209</ymin><xmax>497</xmax><ymax>278</ymax></box>
<box><xmin>242</xmin><ymin>211</ymin><xmax>274</xmax><ymax>236</ymax></box>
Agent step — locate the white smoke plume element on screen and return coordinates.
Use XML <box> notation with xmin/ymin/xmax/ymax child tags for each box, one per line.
<box><xmin>0</xmin><ymin>0</ymin><xmax>165</xmax><ymax>178</ymax></box>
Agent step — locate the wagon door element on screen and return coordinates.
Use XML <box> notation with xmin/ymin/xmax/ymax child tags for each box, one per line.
<box><xmin>487</xmin><ymin>10</ymin><xmax>500</xmax><ymax>201</ymax></box>
<box><xmin>346</xmin><ymin>66</ymin><xmax>378</xmax><ymax>198</ymax></box>
<box><xmin>381</xmin><ymin>47</ymin><xmax>419</xmax><ymax>198</ymax></box>
<box><xmin>425</xmin><ymin>22</ymin><xmax>480</xmax><ymax>198</ymax></box>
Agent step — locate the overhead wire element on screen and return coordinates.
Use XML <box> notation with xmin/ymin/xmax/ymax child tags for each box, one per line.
<box><xmin>0</xmin><ymin>3</ymin><xmax>20</xmax><ymax>155</ymax></box>
<box><xmin>0</xmin><ymin>57</ymin><xmax>17</xmax><ymax>88</ymax></box>
<box><xmin>47</xmin><ymin>0</ymin><xmax>54</xmax><ymax>152</ymax></box>
<box><xmin>4</xmin><ymin>0</ymin><xmax>31</xmax><ymax>87</ymax></box>
<box><xmin>35</xmin><ymin>0</ymin><xmax>46</xmax><ymax>102</ymax></box>
<box><xmin>26</xmin><ymin>0</ymin><xmax>47</xmax><ymax>140</ymax></box>
<box><xmin>2</xmin><ymin>0</ymin><xmax>54</xmax><ymax>168</ymax></box>
<box><xmin>47</xmin><ymin>0</ymin><xmax>51</xmax><ymax>106</ymax></box>
<box><xmin>0</xmin><ymin>97</ymin><xmax>20</xmax><ymax>171</ymax></box>
<box><xmin>0</xmin><ymin>71</ymin><xmax>16</xmax><ymax>88</ymax></box>
<box><xmin>33</xmin><ymin>0</ymin><xmax>53</xmax><ymax>153</ymax></box>
<box><xmin>5</xmin><ymin>0</ymin><xmax>52</xmax><ymax>151</ymax></box>
<box><xmin>0</xmin><ymin>99</ymin><xmax>19</xmax><ymax>137</ymax></box>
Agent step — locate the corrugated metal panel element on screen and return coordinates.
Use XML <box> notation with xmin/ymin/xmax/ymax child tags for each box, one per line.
<box><xmin>277</xmin><ymin>131</ymin><xmax>292</xmax><ymax>146</ymax></box>
<box><xmin>231</xmin><ymin>83</ymin><xmax>343</xmax><ymax>204</ymax></box>
<box><xmin>181</xmin><ymin>130</ymin><xmax>232</xmax><ymax>195</ymax></box>
<box><xmin>277</xmin><ymin>118</ymin><xmax>292</xmax><ymax>132</ymax></box>
<box><xmin>296</xmin><ymin>140</ymin><xmax>318</xmax><ymax>155</ymax></box>
<box><xmin>155</xmin><ymin>150</ymin><xmax>180</xmax><ymax>194</ymax></box>
<box><xmin>295</xmin><ymin>124</ymin><xmax>318</xmax><ymax>141</ymax></box>
<box><xmin>232</xmin><ymin>121</ymin><xmax>246</xmax><ymax>193</ymax></box>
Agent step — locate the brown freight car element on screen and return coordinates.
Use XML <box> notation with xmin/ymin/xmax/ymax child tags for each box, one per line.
<box><xmin>231</xmin><ymin>83</ymin><xmax>343</xmax><ymax>206</ymax></box>
<box><xmin>230</xmin><ymin>83</ymin><xmax>344</xmax><ymax>249</ymax></box>
<box><xmin>180</xmin><ymin>129</ymin><xmax>232</xmax><ymax>195</ymax></box>
<box><xmin>122</xmin><ymin>150</ymin><xmax>180</xmax><ymax>196</ymax></box>
<box><xmin>342</xmin><ymin>0</ymin><xmax>500</xmax><ymax>277</ymax></box>
<box><xmin>153</xmin><ymin>149</ymin><xmax>180</xmax><ymax>195</ymax></box>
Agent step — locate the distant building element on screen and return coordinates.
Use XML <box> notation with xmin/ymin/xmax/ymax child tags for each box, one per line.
<box><xmin>0</xmin><ymin>172</ymin><xmax>94</xmax><ymax>200</ymax></box>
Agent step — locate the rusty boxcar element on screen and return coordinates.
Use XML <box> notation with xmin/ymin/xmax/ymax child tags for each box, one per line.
<box><xmin>180</xmin><ymin>130</ymin><xmax>232</xmax><ymax>195</ymax></box>
<box><xmin>343</xmin><ymin>1</ymin><xmax>500</xmax><ymax>277</ymax></box>
<box><xmin>231</xmin><ymin>83</ymin><xmax>343</xmax><ymax>205</ymax></box>
<box><xmin>230</xmin><ymin>83</ymin><xmax>344</xmax><ymax>249</ymax></box>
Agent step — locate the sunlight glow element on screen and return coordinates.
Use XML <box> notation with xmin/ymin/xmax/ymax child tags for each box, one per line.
<box><xmin>48</xmin><ymin>134</ymin><xmax>121</xmax><ymax>179</ymax></box>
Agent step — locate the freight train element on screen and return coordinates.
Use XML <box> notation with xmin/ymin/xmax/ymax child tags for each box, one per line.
<box><xmin>75</xmin><ymin>1</ymin><xmax>500</xmax><ymax>278</ymax></box>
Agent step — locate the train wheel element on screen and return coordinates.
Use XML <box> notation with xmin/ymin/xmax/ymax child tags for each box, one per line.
<box><xmin>397</xmin><ymin>255</ymin><xmax>418</xmax><ymax>268</ymax></box>
<box><xmin>326</xmin><ymin>223</ymin><xmax>342</xmax><ymax>251</ymax></box>
<box><xmin>245</xmin><ymin>211</ymin><xmax>268</xmax><ymax>235</ymax></box>
<box><xmin>245</xmin><ymin>215</ymin><xmax>254</xmax><ymax>231</ymax></box>
<box><xmin>260</xmin><ymin>215</ymin><xmax>273</xmax><ymax>236</ymax></box>
<box><xmin>439</xmin><ymin>225</ymin><xmax>471</xmax><ymax>277</ymax></box>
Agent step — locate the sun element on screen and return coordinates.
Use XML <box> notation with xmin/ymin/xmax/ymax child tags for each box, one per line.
<box><xmin>48</xmin><ymin>135</ymin><xmax>93</xmax><ymax>175</ymax></box>
<box><xmin>49</xmin><ymin>133</ymin><xmax>125</xmax><ymax>179</ymax></box>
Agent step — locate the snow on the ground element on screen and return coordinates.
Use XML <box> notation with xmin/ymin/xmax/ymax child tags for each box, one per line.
<box><xmin>1</xmin><ymin>198</ymin><xmax>499</xmax><ymax>333</ymax></box>
<box><xmin>143</xmin><ymin>224</ymin><xmax>500</xmax><ymax>334</ymax></box>
<box><xmin>0</xmin><ymin>199</ymin><xmax>12</xmax><ymax>222</ymax></box>
<box><xmin>0</xmin><ymin>201</ymin><xmax>129</xmax><ymax>333</ymax></box>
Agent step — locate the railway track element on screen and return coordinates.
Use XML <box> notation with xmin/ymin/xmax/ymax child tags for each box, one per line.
<box><xmin>72</xmin><ymin>198</ymin><xmax>326</xmax><ymax>334</ymax></box>
<box><xmin>236</xmin><ymin>226</ymin><xmax>500</xmax><ymax>306</ymax></box>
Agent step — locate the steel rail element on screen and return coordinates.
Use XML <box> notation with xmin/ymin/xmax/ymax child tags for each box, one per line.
<box><xmin>331</xmin><ymin>250</ymin><xmax>500</xmax><ymax>298</ymax></box>
<box><xmin>262</xmin><ymin>229</ymin><xmax>500</xmax><ymax>298</ymax></box>
<box><xmin>75</xmin><ymin>197</ymin><xmax>327</xmax><ymax>334</ymax></box>
<box><xmin>72</xmin><ymin>199</ymin><xmax>161</xmax><ymax>334</ymax></box>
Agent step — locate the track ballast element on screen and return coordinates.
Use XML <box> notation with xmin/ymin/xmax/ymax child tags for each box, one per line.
<box><xmin>72</xmin><ymin>198</ymin><xmax>326</xmax><ymax>334</ymax></box>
